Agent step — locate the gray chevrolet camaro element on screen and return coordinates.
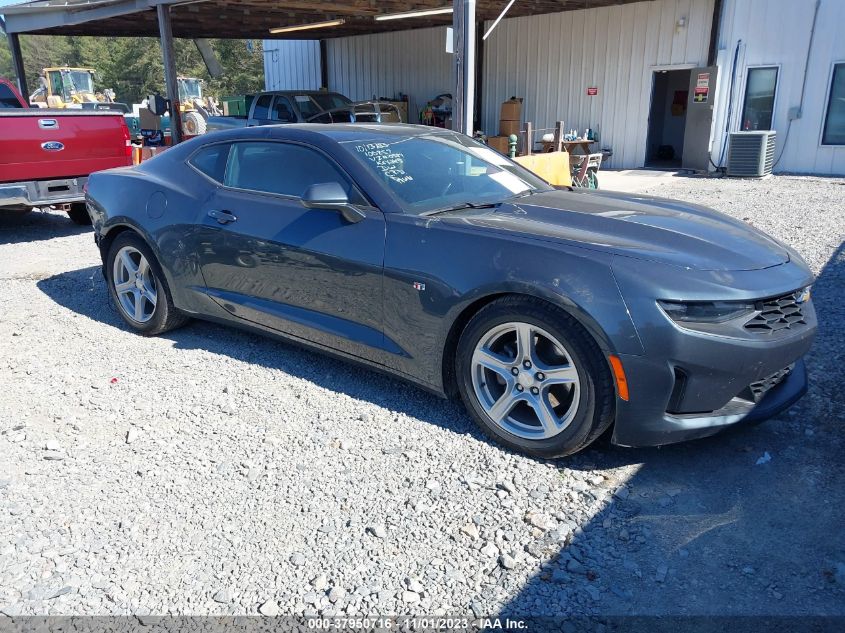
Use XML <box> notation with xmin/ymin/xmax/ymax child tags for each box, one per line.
<box><xmin>85</xmin><ymin>124</ymin><xmax>817</xmax><ymax>457</ymax></box>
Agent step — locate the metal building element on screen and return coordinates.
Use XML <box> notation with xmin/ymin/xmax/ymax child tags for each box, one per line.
<box><xmin>264</xmin><ymin>0</ymin><xmax>845</xmax><ymax>175</ymax></box>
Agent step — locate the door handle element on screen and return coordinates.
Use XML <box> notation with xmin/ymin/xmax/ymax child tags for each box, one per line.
<box><xmin>208</xmin><ymin>209</ymin><xmax>237</xmax><ymax>224</ymax></box>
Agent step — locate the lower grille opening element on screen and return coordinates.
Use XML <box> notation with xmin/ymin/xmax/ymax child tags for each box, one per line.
<box><xmin>746</xmin><ymin>364</ymin><xmax>794</xmax><ymax>402</ymax></box>
<box><xmin>666</xmin><ymin>367</ymin><xmax>688</xmax><ymax>414</ymax></box>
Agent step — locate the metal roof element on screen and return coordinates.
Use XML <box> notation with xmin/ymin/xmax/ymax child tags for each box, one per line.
<box><xmin>3</xmin><ymin>0</ymin><xmax>647</xmax><ymax>38</ymax></box>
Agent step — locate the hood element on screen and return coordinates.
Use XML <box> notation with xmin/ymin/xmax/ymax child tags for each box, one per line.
<box><xmin>458</xmin><ymin>189</ymin><xmax>790</xmax><ymax>272</ymax></box>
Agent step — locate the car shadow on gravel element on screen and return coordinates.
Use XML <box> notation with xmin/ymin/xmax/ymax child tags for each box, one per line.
<box><xmin>0</xmin><ymin>209</ymin><xmax>90</xmax><ymax>245</ymax></box>
<box><xmin>35</xmin><ymin>264</ymin><xmax>487</xmax><ymax>445</ymax></box>
<box><xmin>495</xmin><ymin>242</ymin><xmax>845</xmax><ymax>620</ymax></box>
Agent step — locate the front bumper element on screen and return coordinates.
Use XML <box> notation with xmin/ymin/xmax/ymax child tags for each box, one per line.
<box><xmin>0</xmin><ymin>177</ymin><xmax>87</xmax><ymax>210</ymax></box>
<box><xmin>612</xmin><ymin>357</ymin><xmax>808</xmax><ymax>447</ymax></box>
<box><xmin>609</xmin><ymin>255</ymin><xmax>817</xmax><ymax>448</ymax></box>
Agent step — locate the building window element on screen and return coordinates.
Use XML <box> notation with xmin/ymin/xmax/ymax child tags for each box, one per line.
<box><xmin>741</xmin><ymin>67</ymin><xmax>778</xmax><ymax>131</ymax></box>
<box><xmin>822</xmin><ymin>63</ymin><xmax>845</xmax><ymax>145</ymax></box>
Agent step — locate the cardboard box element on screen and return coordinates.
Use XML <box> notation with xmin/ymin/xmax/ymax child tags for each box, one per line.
<box><xmin>487</xmin><ymin>135</ymin><xmax>511</xmax><ymax>155</ymax></box>
<box><xmin>500</xmin><ymin>97</ymin><xmax>523</xmax><ymax>122</ymax></box>
<box><xmin>138</xmin><ymin>107</ymin><xmax>161</xmax><ymax>131</ymax></box>
<box><xmin>499</xmin><ymin>119</ymin><xmax>521</xmax><ymax>137</ymax></box>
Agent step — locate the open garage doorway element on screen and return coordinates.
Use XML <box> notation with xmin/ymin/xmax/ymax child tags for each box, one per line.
<box><xmin>645</xmin><ymin>68</ymin><xmax>692</xmax><ymax>168</ymax></box>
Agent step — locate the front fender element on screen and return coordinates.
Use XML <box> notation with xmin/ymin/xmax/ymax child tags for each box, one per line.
<box><xmin>382</xmin><ymin>214</ymin><xmax>644</xmax><ymax>392</ymax></box>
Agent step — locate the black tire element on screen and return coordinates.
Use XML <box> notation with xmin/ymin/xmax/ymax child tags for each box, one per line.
<box><xmin>105</xmin><ymin>232</ymin><xmax>189</xmax><ymax>336</ymax></box>
<box><xmin>455</xmin><ymin>296</ymin><xmax>615</xmax><ymax>458</ymax></box>
<box><xmin>67</xmin><ymin>203</ymin><xmax>92</xmax><ymax>225</ymax></box>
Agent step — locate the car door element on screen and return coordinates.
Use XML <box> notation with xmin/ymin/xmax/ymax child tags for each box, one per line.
<box><xmin>193</xmin><ymin>140</ymin><xmax>388</xmax><ymax>361</ymax></box>
<box><xmin>247</xmin><ymin>93</ymin><xmax>273</xmax><ymax>126</ymax></box>
<box><xmin>269</xmin><ymin>95</ymin><xmax>297</xmax><ymax>124</ymax></box>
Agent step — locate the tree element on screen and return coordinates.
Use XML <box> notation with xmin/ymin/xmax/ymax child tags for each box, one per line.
<box><xmin>0</xmin><ymin>33</ymin><xmax>264</xmax><ymax>104</ymax></box>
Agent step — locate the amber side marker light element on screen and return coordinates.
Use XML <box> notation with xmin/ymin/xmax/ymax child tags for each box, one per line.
<box><xmin>608</xmin><ymin>355</ymin><xmax>629</xmax><ymax>401</ymax></box>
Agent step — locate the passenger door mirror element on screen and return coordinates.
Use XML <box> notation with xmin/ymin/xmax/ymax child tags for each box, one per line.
<box><xmin>302</xmin><ymin>182</ymin><xmax>365</xmax><ymax>223</ymax></box>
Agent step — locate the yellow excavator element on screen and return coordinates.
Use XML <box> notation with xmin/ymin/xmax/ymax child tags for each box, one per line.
<box><xmin>29</xmin><ymin>67</ymin><xmax>115</xmax><ymax>108</ymax></box>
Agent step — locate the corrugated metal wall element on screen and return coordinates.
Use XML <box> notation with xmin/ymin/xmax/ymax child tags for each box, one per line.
<box><xmin>482</xmin><ymin>0</ymin><xmax>714</xmax><ymax>168</ymax></box>
<box><xmin>324</xmin><ymin>27</ymin><xmax>453</xmax><ymax>124</ymax></box>
<box><xmin>263</xmin><ymin>40</ymin><xmax>322</xmax><ymax>91</ymax></box>
<box><xmin>712</xmin><ymin>0</ymin><xmax>845</xmax><ymax>175</ymax></box>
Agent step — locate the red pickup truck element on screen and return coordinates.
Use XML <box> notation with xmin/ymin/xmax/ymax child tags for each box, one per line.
<box><xmin>0</xmin><ymin>77</ymin><xmax>133</xmax><ymax>224</ymax></box>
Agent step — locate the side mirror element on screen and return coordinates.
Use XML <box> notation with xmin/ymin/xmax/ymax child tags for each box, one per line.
<box><xmin>302</xmin><ymin>182</ymin><xmax>365</xmax><ymax>223</ymax></box>
<box><xmin>147</xmin><ymin>94</ymin><xmax>170</xmax><ymax>116</ymax></box>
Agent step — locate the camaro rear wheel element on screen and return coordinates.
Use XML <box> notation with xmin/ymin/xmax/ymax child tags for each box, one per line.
<box><xmin>456</xmin><ymin>296</ymin><xmax>614</xmax><ymax>458</ymax></box>
<box><xmin>106</xmin><ymin>232</ymin><xmax>188</xmax><ymax>335</ymax></box>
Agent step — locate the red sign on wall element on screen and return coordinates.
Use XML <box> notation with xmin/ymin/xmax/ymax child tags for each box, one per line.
<box><xmin>586</xmin><ymin>87</ymin><xmax>598</xmax><ymax>96</ymax></box>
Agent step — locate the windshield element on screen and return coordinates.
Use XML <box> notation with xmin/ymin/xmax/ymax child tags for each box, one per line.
<box><xmin>65</xmin><ymin>71</ymin><xmax>94</xmax><ymax>94</ymax></box>
<box><xmin>179</xmin><ymin>79</ymin><xmax>203</xmax><ymax>101</ymax></box>
<box><xmin>341</xmin><ymin>132</ymin><xmax>552</xmax><ymax>215</ymax></box>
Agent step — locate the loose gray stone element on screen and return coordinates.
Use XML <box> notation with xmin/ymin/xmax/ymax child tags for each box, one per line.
<box><xmin>499</xmin><ymin>553</ymin><xmax>517</xmax><ymax>570</ymax></box>
<box><xmin>258</xmin><ymin>599</ymin><xmax>280</xmax><ymax>616</ymax></box>
<box><xmin>402</xmin><ymin>590</ymin><xmax>420</xmax><ymax>603</ymax></box>
<box><xmin>368</xmin><ymin>525</ymin><xmax>387</xmax><ymax>539</ymax></box>
<box><xmin>212</xmin><ymin>588</ymin><xmax>231</xmax><ymax>603</ymax></box>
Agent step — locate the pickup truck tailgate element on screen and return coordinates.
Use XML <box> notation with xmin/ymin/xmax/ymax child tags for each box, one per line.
<box><xmin>0</xmin><ymin>109</ymin><xmax>131</xmax><ymax>183</ymax></box>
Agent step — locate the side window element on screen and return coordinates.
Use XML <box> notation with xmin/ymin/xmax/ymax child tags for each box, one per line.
<box><xmin>189</xmin><ymin>144</ymin><xmax>230</xmax><ymax>183</ymax></box>
<box><xmin>270</xmin><ymin>96</ymin><xmax>296</xmax><ymax>122</ymax></box>
<box><xmin>822</xmin><ymin>63</ymin><xmax>845</xmax><ymax>145</ymax></box>
<box><xmin>252</xmin><ymin>94</ymin><xmax>272</xmax><ymax>120</ymax></box>
<box><xmin>741</xmin><ymin>67</ymin><xmax>778</xmax><ymax>131</ymax></box>
<box><xmin>293</xmin><ymin>95</ymin><xmax>320</xmax><ymax>120</ymax></box>
<box><xmin>224</xmin><ymin>142</ymin><xmax>365</xmax><ymax>203</ymax></box>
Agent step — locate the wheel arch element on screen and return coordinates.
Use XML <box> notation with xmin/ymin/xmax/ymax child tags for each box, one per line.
<box><xmin>98</xmin><ymin>222</ymin><xmax>179</xmax><ymax>297</ymax></box>
<box><xmin>440</xmin><ymin>289</ymin><xmax>615</xmax><ymax>400</ymax></box>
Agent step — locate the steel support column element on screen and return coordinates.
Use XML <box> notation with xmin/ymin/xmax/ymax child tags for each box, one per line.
<box><xmin>157</xmin><ymin>3</ymin><xmax>183</xmax><ymax>144</ymax></box>
<box><xmin>7</xmin><ymin>31</ymin><xmax>28</xmax><ymax>99</ymax></box>
<box><xmin>452</xmin><ymin>0</ymin><xmax>476</xmax><ymax>135</ymax></box>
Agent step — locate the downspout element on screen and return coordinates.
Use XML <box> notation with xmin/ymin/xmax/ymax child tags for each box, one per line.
<box><xmin>772</xmin><ymin>0</ymin><xmax>820</xmax><ymax>169</ymax></box>
<box><xmin>319</xmin><ymin>39</ymin><xmax>328</xmax><ymax>90</ymax></box>
<box><xmin>707</xmin><ymin>0</ymin><xmax>724</xmax><ymax>66</ymax></box>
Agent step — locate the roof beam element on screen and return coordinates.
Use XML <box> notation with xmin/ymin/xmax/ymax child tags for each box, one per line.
<box><xmin>3</xmin><ymin>0</ymin><xmax>156</xmax><ymax>34</ymax></box>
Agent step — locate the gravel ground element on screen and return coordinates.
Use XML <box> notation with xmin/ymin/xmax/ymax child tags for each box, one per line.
<box><xmin>0</xmin><ymin>175</ymin><xmax>843</xmax><ymax>618</ymax></box>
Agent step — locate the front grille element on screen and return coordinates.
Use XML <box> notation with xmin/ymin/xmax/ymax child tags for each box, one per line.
<box><xmin>749</xmin><ymin>364</ymin><xmax>794</xmax><ymax>402</ymax></box>
<box><xmin>744</xmin><ymin>291</ymin><xmax>807</xmax><ymax>335</ymax></box>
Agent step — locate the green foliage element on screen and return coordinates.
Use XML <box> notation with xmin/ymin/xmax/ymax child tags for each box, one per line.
<box><xmin>0</xmin><ymin>32</ymin><xmax>264</xmax><ymax>104</ymax></box>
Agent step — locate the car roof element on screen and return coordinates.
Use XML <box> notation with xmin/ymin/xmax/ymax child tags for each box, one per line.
<box><xmin>194</xmin><ymin>123</ymin><xmax>457</xmax><ymax>147</ymax></box>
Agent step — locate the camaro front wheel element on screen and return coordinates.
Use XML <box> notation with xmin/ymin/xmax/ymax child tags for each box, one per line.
<box><xmin>456</xmin><ymin>296</ymin><xmax>615</xmax><ymax>458</ymax></box>
<box><xmin>106</xmin><ymin>232</ymin><xmax>188</xmax><ymax>335</ymax></box>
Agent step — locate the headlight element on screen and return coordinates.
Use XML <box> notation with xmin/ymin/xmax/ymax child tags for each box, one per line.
<box><xmin>658</xmin><ymin>300</ymin><xmax>755</xmax><ymax>324</ymax></box>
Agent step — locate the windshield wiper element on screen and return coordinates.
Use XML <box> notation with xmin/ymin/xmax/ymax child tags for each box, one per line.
<box><xmin>421</xmin><ymin>201</ymin><xmax>501</xmax><ymax>217</ymax></box>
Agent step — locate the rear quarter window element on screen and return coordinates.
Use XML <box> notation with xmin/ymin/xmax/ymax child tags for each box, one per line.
<box><xmin>189</xmin><ymin>144</ymin><xmax>230</xmax><ymax>183</ymax></box>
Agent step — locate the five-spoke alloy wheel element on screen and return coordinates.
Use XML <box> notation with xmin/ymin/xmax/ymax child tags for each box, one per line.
<box><xmin>457</xmin><ymin>296</ymin><xmax>615</xmax><ymax>458</ymax></box>
<box><xmin>105</xmin><ymin>232</ymin><xmax>188</xmax><ymax>335</ymax></box>
<box><xmin>112</xmin><ymin>246</ymin><xmax>158</xmax><ymax>324</ymax></box>
<box><xmin>471</xmin><ymin>321</ymin><xmax>581</xmax><ymax>440</ymax></box>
